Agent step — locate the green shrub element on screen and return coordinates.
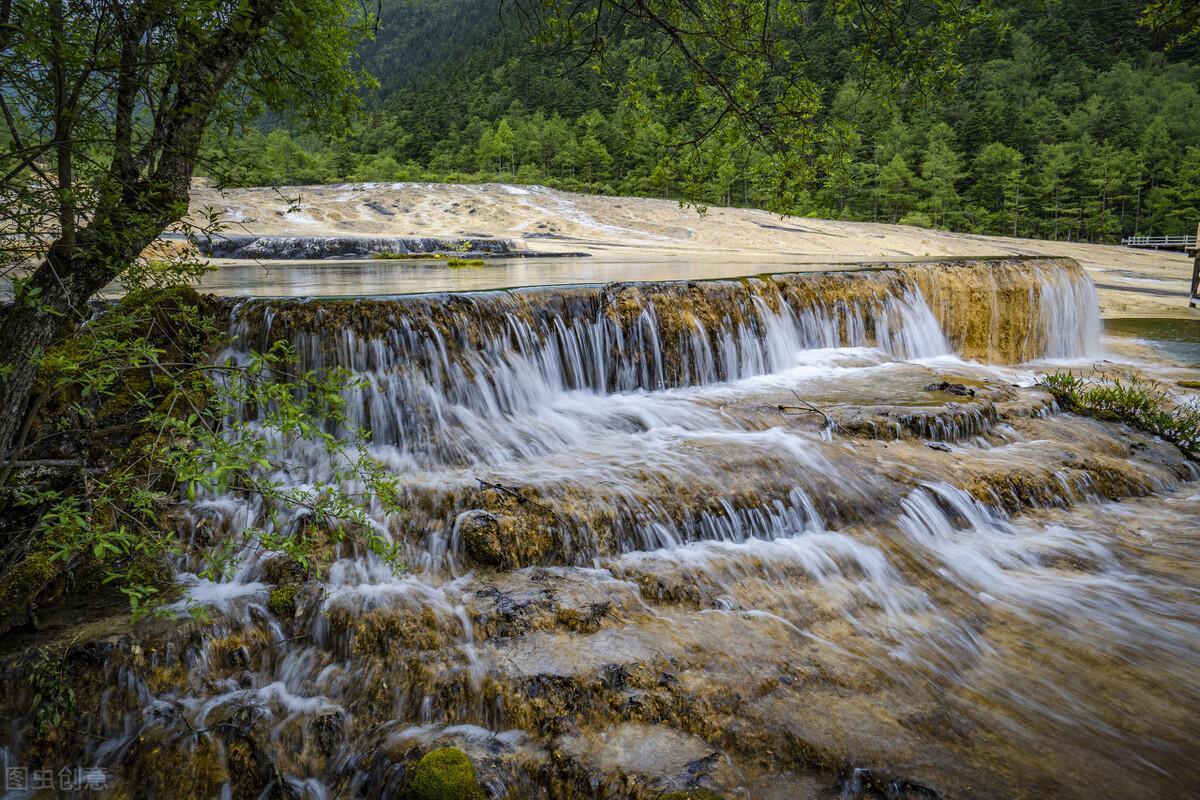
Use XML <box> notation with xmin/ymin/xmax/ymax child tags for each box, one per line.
<box><xmin>29</xmin><ymin>646</ymin><xmax>76</xmax><ymax>740</ymax></box>
<box><xmin>898</xmin><ymin>211</ymin><xmax>934</xmax><ymax>228</ymax></box>
<box><xmin>1041</xmin><ymin>372</ymin><xmax>1199</xmax><ymax>459</ymax></box>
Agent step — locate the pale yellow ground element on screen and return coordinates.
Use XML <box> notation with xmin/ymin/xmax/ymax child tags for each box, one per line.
<box><xmin>188</xmin><ymin>180</ymin><xmax>1199</xmax><ymax>319</ymax></box>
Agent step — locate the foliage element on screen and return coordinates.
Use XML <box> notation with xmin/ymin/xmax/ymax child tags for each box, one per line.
<box><xmin>0</xmin><ymin>0</ymin><xmax>373</xmax><ymax>281</ymax></box>
<box><xmin>13</xmin><ymin>295</ymin><xmax>404</xmax><ymax>618</ymax></box>
<box><xmin>205</xmin><ymin>0</ymin><xmax>1200</xmax><ymax>241</ymax></box>
<box><xmin>0</xmin><ymin>0</ymin><xmax>381</xmax><ymax>469</ymax></box>
<box><xmin>28</xmin><ymin>646</ymin><xmax>76</xmax><ymax>740</ymax></box>
<box><xmin>164</xmin><ymin>340</ymin><xmax>406</xmax><ymax>578</ymax></box>
<box><xmin>1140</xmin><ymin>1</ymin><xmax>1200</xmax><ymax>49</ymax></box>
<box><xmin>1041</xmin><ymin>372</ymin><xmax>1200</xmax><ymax>458</ymax></box>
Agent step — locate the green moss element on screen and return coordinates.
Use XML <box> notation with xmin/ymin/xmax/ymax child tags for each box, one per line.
<box><xmin>408</xmin><ymin>747</ymin><xmax>484</xmax><ymax>800</ymax></box>
<box><xmin>658</xmin><ymin>791</ymin><xmax>726</xmax><ymax>800</ymax></box>
<box><xmin>268</xmin><ymin>584</ymin><xmax>299</xmax><ymax>617</ymax></box>
<box><xmin>1179</xmin><ymin>380</ymin><xmax>1200</xmax><ymax>390</ymax></box>
<box><xmin>0</xmin><ymin>550</ymin><xmax>61</xmax><ymax>634</ymax></box>
<box><xmin>446</xmin><ymin>258</ymin><xmax>485</xmax><ymax>269</ymax></box>
<box><xmin>120</xmin><ymin>284</ymin><xmax>204</xmax><ymax>310</ymax></box>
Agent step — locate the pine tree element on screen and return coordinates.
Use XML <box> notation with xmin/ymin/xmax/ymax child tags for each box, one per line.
<box><xmin>920</xmin><ymin>123</ymin><xmax>964</xmax><ymax>228</ymax></box>
<box><xmin>878</xmin><ymin>154</ymin><xmax>918</xmax><ymax>223</ymax></box>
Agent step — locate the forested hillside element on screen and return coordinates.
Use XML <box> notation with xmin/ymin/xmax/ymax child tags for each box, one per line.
<box><xmin>202</xmin><ymin>0</ymin><xmax>1200</xmax><ymax>241</ymax></box>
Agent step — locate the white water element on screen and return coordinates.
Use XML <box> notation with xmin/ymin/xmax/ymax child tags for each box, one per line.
<box><xmin>11</xmin><ymin>260</ymin><xmax>1198</xmax><ymax>799</ymax></box>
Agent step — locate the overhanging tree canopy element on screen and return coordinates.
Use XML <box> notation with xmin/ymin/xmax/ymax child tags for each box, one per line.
<box><xmin>0</xmin><ymin>0</ymin><xmax>373</xmax><ymax>457</ymax></box>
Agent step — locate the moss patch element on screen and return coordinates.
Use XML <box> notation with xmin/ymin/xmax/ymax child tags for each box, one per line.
<box><xmin>659</xmin><ymin>791</ymin><xmax>726</xmax><ymax>800</ymax></box>
<box><xmin>408</xmin><ymin>747</ymin><xmax>484</xmax><ymax>800</ymax></box>
<box><xmin>0</xmin><ymin>550</ymin><xmax>62</xmax><ymax>635</ymax></box>
<box><xmin>268</xmin><ymin>584</ymin><xmax>299</xmax><ymax>618</ymax></box>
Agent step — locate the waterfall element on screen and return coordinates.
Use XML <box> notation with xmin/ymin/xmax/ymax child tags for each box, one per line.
<box><xmin>218</xmin><ymin>258</ymin><xmax>1098</xmax><ymax>467</ymax></box>
<box><xmin>12</xmin><ymin>256</ymin><xmax>1190</xmax><ymax>800</ymax></box>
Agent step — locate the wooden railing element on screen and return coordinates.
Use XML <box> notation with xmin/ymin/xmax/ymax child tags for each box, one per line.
<box><xmin>1122</xmin><ymin>234</ymin><xmax>1197</xmax><ymax>249</ymax></box>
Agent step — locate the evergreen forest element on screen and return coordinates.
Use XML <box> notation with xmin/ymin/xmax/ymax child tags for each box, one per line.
<box><xmin>202</xmin><ymin>0</ymin><xmax>1200</xmax><ymax>241</ymax></box>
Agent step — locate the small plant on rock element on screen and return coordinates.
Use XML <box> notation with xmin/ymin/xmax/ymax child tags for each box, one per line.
<box><xmin>28</xmin><ymin>646</ymin><xmax>75</xmax><ymax>740</ymax></box>
<box><xmin>1041</xmin><ymin>372</ymin><xmax>1199</xmax><ymax>459</ymax></box>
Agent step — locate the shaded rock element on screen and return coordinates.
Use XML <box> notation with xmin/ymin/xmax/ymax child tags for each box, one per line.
<box><xmin>924</xmin><ymin>381</ymin><xmax>975</xmax><ymax>397</ymax></box>
<box><xmin>292</xmin><ymin>579</ymin><xmax>326</xmax><ymax>618</ymax></box>
<box><xmin>839</xmin><ymin>766</ymin><xmax>942</xmax><ymax>800</ymax></box>
<box><xmin>456</xmin><ymin>510</ymin><xmax>504</xmax><ymax>567</ymax></box>
<box><xmin>0</xmin><ymin>548</ymin><xmax>64</xmax><ymax>636</ymax></box>
<box><xmin>260</xmin><ymin>554</ymin><xmax>307</xmax><ymax>586</ymax></box>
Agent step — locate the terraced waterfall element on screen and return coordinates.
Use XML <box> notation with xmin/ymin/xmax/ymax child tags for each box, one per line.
<box><xmin>3</xmin><ymin>257</ymin><xmax>1198</xmax><ymax>799</ymax></box>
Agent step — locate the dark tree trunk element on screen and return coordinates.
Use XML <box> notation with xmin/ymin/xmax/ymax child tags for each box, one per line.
<box><xmin>0</xmin><ymin>184</ymin><xmax>184</xmax><ymax>459</ymax></box>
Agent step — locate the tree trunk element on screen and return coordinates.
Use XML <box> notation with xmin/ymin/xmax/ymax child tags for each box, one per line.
<box><xmin>0</xmin><ymin>185</ymin><xmax>183</xmax><ymax>459</ymax></box>
<box><xmin>0</xmin><ymin>0</ymin><xmax>286</xmax><ymax>460</ymax></box>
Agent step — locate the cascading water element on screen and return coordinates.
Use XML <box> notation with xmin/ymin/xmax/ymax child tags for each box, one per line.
<box><xmin>2</xmin><ymin>257</ymin><xmax>1197</xmax><ymax>800</ymax></box>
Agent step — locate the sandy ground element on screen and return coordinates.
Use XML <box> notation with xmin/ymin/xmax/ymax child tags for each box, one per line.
<box><xmin>189</xmin><ymin>180</ymin><xmax>1199</xmax><ymax>319</ymax></box>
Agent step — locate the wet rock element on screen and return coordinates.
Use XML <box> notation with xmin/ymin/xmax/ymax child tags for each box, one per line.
<box><xmin>292</xmin><ymin>579</ymin><xmax>325</xmax><ymax>617</ymax></box>
<box><xmin>261</xmin><ymin>554</ymin><xmax>308</xmax><ymax>585</ymax></box>
<box><xmin>311</xmin><ymin>709</ymin><xmax>347</xmax><ymax>761</ymax></box>
<box><xmin>473</xmin><ymin>585</ymin><xmax>557</xmax><ymax>637</ymax></box>
<box><xmin>364</xmin><ymin>200</ymin><xmax>395</xmax><ymax>216</ymax></box>
<box><xmin>198</xmin><ymin>234</ymin><xmax>515</xmax><ymax>260</ymax></box>
<box><xmin>457</xmin><ymin>510</ymin><xmax>504</xmax><ymax>567</ymax></box>
<box><xmin>924</xmin><ymin>381</ymin><xmax>975</xmax><ymax>397</ymax></box>
<box><xmin>408</xmin><ymin>747</ymin><xmax>485</xmax><ymax>800</ymax></box>
<box><xmin>926</xmin><ymin>442</ymin><xmax>952</xmax><ymax>452</ymax></box>
<box><xmin>556</xmin><ymin>600</ymin><xmax>611</xmax><ymax>633</ymax></box>
<box><xmin>838</xmin><ymin>767</ymin><xmax>942</xmax><ymax>800</ymax></box>
<box><xmin>602</xmin><ymin>663</ymin><xmax>629</xmax><ymax>690</ymax></box>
